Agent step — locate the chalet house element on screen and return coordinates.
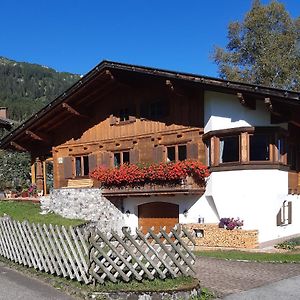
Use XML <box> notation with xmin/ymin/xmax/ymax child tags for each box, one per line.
<box><xmin>1</xmin><ymin>60</ymin><xmax>300</xmax><ymax>244</ymax></box>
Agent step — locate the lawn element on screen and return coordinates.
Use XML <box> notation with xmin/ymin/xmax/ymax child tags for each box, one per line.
<box><xmin>195</xmin><ymin>249</ymin><xmax>300</xmax><ymax>263</ymax></box>
<box><xmin>0</xmin><ymin>200</ymin><xmax>86</xmax><ymax>226</ymax></box>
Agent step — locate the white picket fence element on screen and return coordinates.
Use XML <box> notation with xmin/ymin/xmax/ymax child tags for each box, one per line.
<box><xmin>0</xmin><ymin>216</ymin><xmax>195</xmax><ymax>285</ymax></box>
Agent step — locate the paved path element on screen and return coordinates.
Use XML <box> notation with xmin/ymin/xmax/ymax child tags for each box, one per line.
<box><xmin>223</xmin><ymin>275</ymin><xmax>300</xmax><ymax>300</ymax></box>
<box><xmin>0</xmin><ymin>263</ymin><xmax>74</xmax><ymax>300</ymax></box>
<box><xmin>194</xmin><ymin>257</ymin><xmax>300</xmax><ymax>298</ymax></box>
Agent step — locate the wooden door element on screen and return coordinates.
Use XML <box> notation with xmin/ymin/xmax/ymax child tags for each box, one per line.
<box><xmin>138</xmin><ymin>202</ymin><xmax>179</xmax><ymax>234</ymax></box>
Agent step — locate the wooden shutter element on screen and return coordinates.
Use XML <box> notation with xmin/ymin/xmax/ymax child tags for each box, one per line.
<box><xmin>99</xmin><ymin>151</ymin><xmax>113</xmax><ymax>168</ymax></box>
<box><xmin>63</xmin><ymin>157</ymin><xmax>73</xmax><ymax>179</ymax></box>
<box><xmin>276</xmin><ymin>208</ymin><xmax>282</xmax><ymax>226</ymax></box>
<box><xmin>153</xmin><ymin>145</ymin><xmax>165</xmax><ymax>163</ymax></box>
<box><xmin>187</xmin><ymin>142</ymin><xmax>199</xmax><ymax>160</ymax></box>
<box><xmin>288</xmin><ymin>201</ymin><xmax>292</xmax><ymax>224</ymax></box>
<box><xmin>88</xmin><ymin>154</ymin><xmax>97</xmax><ymax>173</ymax></box>
<box><xmin>129</xmin><ymin>149</ymin><xmax>139</xmax><ymax>164</ymax></box>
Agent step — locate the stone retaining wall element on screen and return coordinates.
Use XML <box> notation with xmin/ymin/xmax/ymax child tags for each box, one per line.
<box><xmin>40</xmin><ymin>188</ymin><xmax>125</xmax><ymax>233</ymax></box>
<box><xmin>185</xmin><ymin>223</ymin><xmax>259</xmax><ymax>249</ymax></box>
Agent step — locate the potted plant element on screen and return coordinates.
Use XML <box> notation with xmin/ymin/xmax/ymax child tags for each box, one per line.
<box><xmin>21</xmin><ymin>187</ymin><xmax>29</xmax><ymax>198</ymax></box>
<box><xmin>218</xmin><ymin>218</ymin><xmax>244</xmax><ymax>230</ymax></box>
<box><xmin>28</xmin><ymin>184</ymin><xmax>37</xmax><ymax>197</ymax></box>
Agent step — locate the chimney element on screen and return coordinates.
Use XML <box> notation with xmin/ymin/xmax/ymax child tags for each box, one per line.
<box><xmin>0</xmin><ymin>107</ymin><xmax>7</xmax><ymax>119</ymax></box>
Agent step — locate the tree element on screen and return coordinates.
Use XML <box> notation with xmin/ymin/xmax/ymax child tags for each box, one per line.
<box><xmin>0</xmin><ymin>150</ymin><xmax>30</xmax><ymax>190</ymax></box>
<box><xmin>213</xmin><ymin>0</ymin><xmax>300</xmax><ymax>91</ymax></box>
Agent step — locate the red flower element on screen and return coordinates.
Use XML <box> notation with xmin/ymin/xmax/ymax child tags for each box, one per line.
<box><xmin>90</xmin><ymin>160</ymin><xmax>209</xmax><ymax>188</ymax></box>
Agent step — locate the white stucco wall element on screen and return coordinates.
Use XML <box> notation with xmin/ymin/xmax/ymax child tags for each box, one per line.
<box><xmin>122</xmin><ymin>169</ymin><xmax>299</xmax><ymax>243</ymax></box>
<box><xmin>204</xmin><ymin>91</ymin><xmax>287</xmax><ymax>133</ymax></box>
<box><xmin>206</xmin><ymin>169</ymin><xmax>300</xmax><ymax>243</ymax></box>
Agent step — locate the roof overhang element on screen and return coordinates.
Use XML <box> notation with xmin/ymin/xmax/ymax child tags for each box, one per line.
<box><xmin>1</xmin><ymin>60</ymin><xmax>300</xmax><ymax>154</ymax></box>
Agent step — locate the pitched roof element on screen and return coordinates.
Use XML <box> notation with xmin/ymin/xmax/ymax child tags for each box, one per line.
<box><xmin>1</xmin><ymin>60</ymin><xmax>299</xmax><ymax>151</ymax></box>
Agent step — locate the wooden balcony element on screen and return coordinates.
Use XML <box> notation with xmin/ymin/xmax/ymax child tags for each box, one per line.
<box><xmin>101</xmin><ymin>177</ymin><xmax>205</xmax><ymax>197</ymax></box>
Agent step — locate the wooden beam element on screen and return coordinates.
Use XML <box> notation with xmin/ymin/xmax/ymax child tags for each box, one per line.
<box><xmin>237</xmin><ymin>92</ymin><xmax>245</xmax><ymax>105</ymax></box>
<box><xmin>264</xmin><ymin>97</ymin><xmax>273</xmax><ymax>112</ymax></box>
<box><xmin>237</xmin><ymin>93</ymin><xmax>256</xmax><ymax>110</ymax></box>
<box><xmin>105</xmin><ymin>70</ymin><xmax>114</xmax><ymax>81</ymax></box>
<box><xmin>62</xmin><ymin>103</ymin><xmax>88</xmax><ymax>118</ymax></box>
<box><xmin>25</xmin><ymin>130</ymin><xmax>50</xmax><ymax>143</ymax></box>
<box><xmin>31</xmin><ymin>162</ymin><xmax>36</xmax><ymax>184</ymax></box>
<box><xmin>165</xmin><ymin>80</ymin><xmax>185</xmax><ymax>97</ymax></box>
<box><xmin>10</xmin><ymin>141</ymin><xmax>27</xmax><ymax>151</ymax></box>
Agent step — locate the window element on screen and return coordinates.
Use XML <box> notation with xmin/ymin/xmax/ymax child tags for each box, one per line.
<box><xmin>249</xmin><ymin>134</ymin><xmax>269</xmax><ymax>161</ymax></box>
<box><xmin>114</xmin><ymin>151</ymin><xmax>130</xmax><ymax>167</ymax></box>
<box><xmin>219</xmin><ymin>136</ymin><xmax>239</xmax><ymax>163</ymax></box>
<box><xmin>204</xmin><ymin>127</ymin><xmax>289</xmax><ymax>169</ymax></box>
<box><xmin>167</xmin><ymin>146</ymin><xmax>176</xmax><ymax>162</ymax></box>
<box><xmin>110</xmin><ymin>106</ymin><xmax>136</xmax><ymax>125</ymax></box>
<box><xmin>75</xmin><ymin>156</ymin><xmax>89</xmax><ymax>177</ymax></box>
<box><xmin>206</xmin><ymin>140</ymin><xmax>211</xmax><ymax>166</ymax></box>
<box><xmin>141</xmin><ymin>100</ymin><xmax>169</xmax><ymax>120</ymax></box>
<box><xmin>178</xmin><ymin>145</ymin><xmax>187</xmax><ymax>161</ymax></box>
<box><xmin>277</xmin><ymin>201</ymin><xmax>292</xmax><ymax>226</ymax></box>
<box><xmin>277</xmin><ymin>137</ymin><xmax>287</xmax><ymax>163</ymax></box>
<box><xmin>167</xmin><ymin>145</ymin><xmax>187</xmax><ymax>162</ymax></box>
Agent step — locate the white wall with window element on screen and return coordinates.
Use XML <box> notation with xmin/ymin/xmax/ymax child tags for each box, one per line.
<box><xmin>202</xmin><ymin>90</ymin><xmax>299</xmax><ymax>243</ymax></box>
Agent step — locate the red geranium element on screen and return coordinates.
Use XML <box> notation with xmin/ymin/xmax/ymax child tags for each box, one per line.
<box><xmin>90</xmin><ymin>160</ymin><xmax>209</xmax><ymax>188</ymax></box>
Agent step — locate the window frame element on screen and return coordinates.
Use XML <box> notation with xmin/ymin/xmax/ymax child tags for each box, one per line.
<box><xmin>203</xmin><ymin>126</ymin><xmax>289</xmax><ymax>170</ymax></box>
<box><xmin>219</xmin><ymin>135</ymin><xmax>240</xmax><ymax>164</ymax></box>
<box><xmin>113</xmin><ymin>150</ymin><xmax>130</xmax><ymax>167</ymax></box>
<box><xmin>74</xmin><ymin>155</ymin><xmax>90</xmax><ymax>178</ymax></box>
<box><xmin>166</xmin><ymin>144</ymin><xmax>187</xmax><ymax>163</ymax></box>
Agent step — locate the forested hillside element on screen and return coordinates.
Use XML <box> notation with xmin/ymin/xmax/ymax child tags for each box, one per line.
<box><xmin>0</xmin><ymin>57</ymin><xmax>80</xmax><ymax>190</ymax></box>
<box><xmin>0</xmin><ymin>56</ymin><xmax>80</xmax><ymax>122</ymax></box>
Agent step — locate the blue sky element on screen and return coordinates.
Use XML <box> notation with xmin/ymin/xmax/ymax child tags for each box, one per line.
<box><xmin>1</xmin><ymin>1</ymin><xmax>299</xmax><ymax>77</ymax></box>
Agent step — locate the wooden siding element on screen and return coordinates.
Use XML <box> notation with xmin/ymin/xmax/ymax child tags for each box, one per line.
<box><xmin>52</xmin><ymin>85</ymin><xmax>205</xmax><ymax>189</ymax></box>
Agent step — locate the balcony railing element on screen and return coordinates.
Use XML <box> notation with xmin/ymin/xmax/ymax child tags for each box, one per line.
<box><xmin>101</xmin><ymin>176</ymin><xmax>205</xmax><ymax>197</ymax></box>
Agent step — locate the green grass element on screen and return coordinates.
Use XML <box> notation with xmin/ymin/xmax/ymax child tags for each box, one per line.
<box><xmin>0</xmin><ymin>200</ymin><xmax>86</xmax><ymax>226</ymax></box>
<box><xmin>195</xmin><ymin>250</ymin><xmax>300</xmax><ymax>263</ymax></box>
<box><xmin>0</xmin><ymin>255</ymin><xmax>206</xmax><ymax>299</ymax></box>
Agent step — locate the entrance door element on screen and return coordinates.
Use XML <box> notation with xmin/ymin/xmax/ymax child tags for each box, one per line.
<box><xmin>138</xmin><ymin>202</ymin><xmax>179</xmax><ymax>234</ymax></box>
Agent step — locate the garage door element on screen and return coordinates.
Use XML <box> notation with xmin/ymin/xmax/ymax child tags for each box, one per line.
<box><xmin>138</xmin><ymin>202</ymin><xmax>179</xmax><ymax>234</ymax></box>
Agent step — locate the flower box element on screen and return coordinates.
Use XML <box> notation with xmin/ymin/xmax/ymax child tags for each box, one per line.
<box><xmin>90</xmin><ymin>160</ymin><xmax>209</xmax><ymax>197</ymax></box>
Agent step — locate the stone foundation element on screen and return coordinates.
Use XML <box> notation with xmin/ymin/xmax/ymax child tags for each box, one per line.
<box><xmin>185</xmin><ymin>223</ymin><xmax>259</xmax><ymax>249</ymax></box>
<box><xmin>40</xmin><ymin>188</ymin><xmax>125</xmax><ymax>233</ymax></box>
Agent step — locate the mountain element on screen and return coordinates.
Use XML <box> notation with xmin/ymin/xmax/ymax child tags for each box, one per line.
<box><xmin>0</xmin><ymin>56</ymin><xmax>80</xmax><ymax>122</ymax></box>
